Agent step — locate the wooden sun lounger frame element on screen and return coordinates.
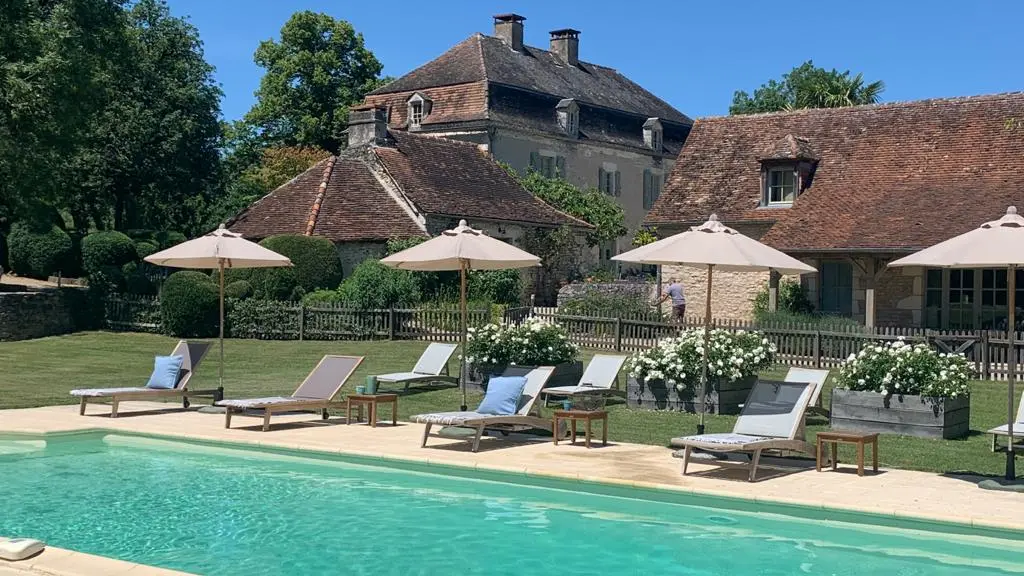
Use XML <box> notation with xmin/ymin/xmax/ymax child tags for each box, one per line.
<box><xmin>674</xmin><ymin>380</ymin><xmax>817</xmax><ymax>482</ymax></box>
<box><xmin>418</xmin><ymin>366</ymin><xmax>557</xmax><ymax>452</ymax></box>
<box><xmin>221</xmin><ymin>355</ymin><xmax>364</xmax><ymax>432</ymax></box>
<box><xmin>77</xmin><ymin>341</ymin><xmax>217</xmax><ymax>418</ymax></box>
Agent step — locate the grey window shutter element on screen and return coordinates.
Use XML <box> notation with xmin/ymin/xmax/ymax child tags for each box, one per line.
<box><xmin>529</xmin><ymin>151</ymin><xmax>540</xmax><ymax>171</ymax></box>
<box><xmin>598</xmin><ymin>167</ymin><xmax>606</xmax><ymax>193</ymax></box>
<box><xmin>555</xmin><ymin>155</ymin><xmax>565</xmax><ymax>178</ymax></box>
<box><xmin>614</xmin><ymin>170</ymin><xmax>622</xmax><ymax>197</ymax></box>
<box><xmin>643</xmin><ymin>169</ymin><xmax>653</xmax><ymax>209</ymax></box>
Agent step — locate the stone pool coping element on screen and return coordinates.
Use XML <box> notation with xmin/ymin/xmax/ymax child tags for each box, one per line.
<box><xmin>2</xmin><ymin>401</ymin><xmax>1024</xmax><ymax>574</ymax></box>
<box><xmin>0</xmin><ymin>546</ymin><xmax>194</xmax><ymax>576</ymax></box>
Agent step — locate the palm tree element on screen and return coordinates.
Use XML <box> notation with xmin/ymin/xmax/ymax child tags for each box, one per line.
<box><xmin>798</xmin><ymin>72</ymin><xmax>885</xmax><ymax>109</ymax></box>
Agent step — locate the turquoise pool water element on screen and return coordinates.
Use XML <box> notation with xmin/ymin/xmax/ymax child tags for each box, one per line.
<box><xmin>1</xmin><ymin>433</ymin><xmax>1022</xmax><ymax>575</ymax></box>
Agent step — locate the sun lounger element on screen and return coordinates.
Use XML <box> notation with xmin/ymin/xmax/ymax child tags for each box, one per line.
<box><xmin>374</xmin><ymin>342</ymin><xmax>459</xmax><ymax>391</ymax></box>
<box><xmin>540</xmin><ymin>354</ymin><xmax>628</xmax><ymax>399</ymax></box>
<box><xmin>987</xmin><ymin>391</ymin><xmax>1024</xmax><ymax>451</ymax></box>
<box><xmin>70</xmin><ymin>340</ymin><xmax>214</xmax><ymax>417</ymax></box>
<box><xmin>738</xmin><ymin>367</ymin><xmax>830</xmax><ymax>418</ymax></box>
<box><xmin>216</xmin><ymin>355</ymin><xmax>363</xmax><ymax>431</ymax></box>
<box><xmin>670</xmin><ymin>380</ymin><xmax>816</xmax><ymax>481</ymax></box>
<box><xmin>410</xmin><ymin>366</ymin><xmax>556</xmax><ymax>452</ymax></box>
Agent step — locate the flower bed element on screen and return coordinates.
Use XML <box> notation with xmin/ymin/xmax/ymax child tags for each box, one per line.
<box><xmin>624</xmin><ymin>329</ymin><xmax>775</xmax><ymax>414</ymax></box>
<box><xmin>830</xmin><ymin>339</ymin><xmax>973</xmax><ymax>439</ymax></box>
<box><xmin>464</xmin><ymin>317</ymin><xmax>581</xmax><ymax>390</ymax></box>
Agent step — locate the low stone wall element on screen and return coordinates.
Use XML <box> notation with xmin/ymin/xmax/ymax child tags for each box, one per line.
<box><xmin>556</xmin><ymin>281</ymin><xmax>655</xmax><ymax>308</ymax></box>
<box><xmin>0</xmin><ymin>287</ymin><xmax>91</xmax><ymax>341</ymax></box>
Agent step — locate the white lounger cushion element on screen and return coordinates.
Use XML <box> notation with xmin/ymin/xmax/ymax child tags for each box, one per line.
<box><xmin>377</xmin><ymin>372</ymin><xmax>431</xmax><ymax>382</ymax></box>
<box><xmin>671</xmin><ymin>433</ymin><xmax>775</xmax><ymax>447</ymax></box>
<box><xmin>71</xmin><ymin>387</ymin><xmax>153</xmax><ymax>397</ymax></box>
<box><xmin>988</xmin><ymin>423</ymin><xmax>1024</xmax><ymax>437</ymax></box>
<box><xmin>412</xmin><ymin>411</ymin><xmax>490</xmax><ymax>426</ymax></box>
<box><xmin>217</xmin><ymin>397</ymin><xmax>299</xmax><ymax>408</ymax></box>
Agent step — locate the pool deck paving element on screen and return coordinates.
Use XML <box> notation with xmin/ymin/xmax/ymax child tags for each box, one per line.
<box><xmin>2</xmin><ymin>401</ymin><xmax>1024</xmax><ymax>575</ymax></box>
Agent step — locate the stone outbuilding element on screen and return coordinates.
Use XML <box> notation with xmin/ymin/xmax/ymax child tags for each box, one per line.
<box><xmin>646</xmin><ymin>93</ymin><xmax>1024</xmax><ymax>329</ymax></box>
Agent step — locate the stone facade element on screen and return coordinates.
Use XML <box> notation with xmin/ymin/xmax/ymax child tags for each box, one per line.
<box><xmin>0</xmin><ymin>287</ymin><xmax>89</xmax><ymax>341</ymax></box>
<box><xmin>661</xmin><ymin>266</ymin><xmax>768</xmax><ymax>321</ymax></box>
<box><xmin>556</xmin><ymin>281</ymin><xmax>657</xmax><ymax>308</ymax></box>
<box><xmin>874</xmin><ymin>266</ymin><xmax>923</xmax><ymax>327</ymax></box>
<box><xmin>335</xmin><ymin>241</ymin><xmax>388</xmax><ymax>278</ymax></box>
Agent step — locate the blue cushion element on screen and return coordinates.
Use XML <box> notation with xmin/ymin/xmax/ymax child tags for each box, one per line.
<box><xmin>477</xmin><ymin>376</ymin><xmax>527</xmax><ymax>415</ymax></box>
<box><xmin>146</xmin><ymin>355</ymin><xmax>184</xmax><ymax>389</ymax></box>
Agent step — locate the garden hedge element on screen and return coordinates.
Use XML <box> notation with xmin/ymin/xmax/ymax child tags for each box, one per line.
<box><xmin>224</xmin><ymin>280</ymin><xmax>253</xmax><ymax>300</ymax></box>
<box><xmin>7</xmin><ymin>222</ymin><xmax>74</xmax><ymax>279</ymax></box>
<box><xmin>0</xmin><ymin>229</ymin><xmax>7</xmax><ymax>271</ymax></box>
<box><xmin>121</xmin><ymin>262</ymin><xmax>157</xmax><ymax>296</ymax></box>
<box><xmin>82</xmin><ymin>231</ymin><xmax>138</xmax><ymax>274</ymax></box>
<box><xmin>337</xmin><ymin>259</ymin><xmax>419</xmax><ymax>309</ymax></box>
<box><xmin>160</xmin><ymin>270</ymin><xmax>219</xmax><ymax>337</ymax></box>
<box><xmin>134</xmin><ymin>240</ymin><xmax>158</xmax><ymax>260</ymax></box>
<box><xmin>230</xmin><ymin>234</ymin><xmax>342</xmax><ymax>300</ymax></box>
<box><xmin>154</xmin><ymin>230</ymin><xmax>187</xmax><ymax>250</ymax></box>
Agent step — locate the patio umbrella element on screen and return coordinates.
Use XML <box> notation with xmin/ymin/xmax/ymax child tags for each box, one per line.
<box><xmin>144</xmin><ymin>225</ymin><xmax>292</xmax><ymax>394</ymax></box>
<box><xmin>613</xmin><ymin>214</ymin><xmax>816</xmax><ymax>434</ymax></box>
<box><xmin>380</xmin><ymin>220</ymin><xmax>541</xmax><ymax>410</ymax></box>
<box><xmin>889</xmin><ymin>206</ymin><xmax>1024</xmax><ymax>480</ymax></box>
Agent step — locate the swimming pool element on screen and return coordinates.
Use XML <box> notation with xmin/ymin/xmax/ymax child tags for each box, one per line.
<box><xmin>1</xmin><ymin>432</ymin><xmax>1021</xmax><ymax>575</ymax></box>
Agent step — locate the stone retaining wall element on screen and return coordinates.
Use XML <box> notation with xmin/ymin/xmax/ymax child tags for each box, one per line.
<box><xmin>0</xmin><ymin>287</ymin><xmax>91</xmax><ymax>341</ymax></box>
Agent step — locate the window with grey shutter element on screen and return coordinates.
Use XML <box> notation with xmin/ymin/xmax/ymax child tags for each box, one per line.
<box><xmin>643</xmin><ymin>169</ymin><xmax>653</xmax><ymax>209</ymax></box>
<box><xmin>555</xmin><ymin>156</ymin><xmax>565</xmax><ymax>178</ymax></box>
<box><xmin>614</xmin><ymin>170</ymin><xmax>621</xmax><ymax>197</ymax></box>
<box><xmin>598</xmin><ymin>167</ymin><xmax>607</xmax><ymax>194</ymax></box>
<box><xmin>529</xmin><ymin>151</ymin><xmax>540</xmax><ymax>172</ymax></box>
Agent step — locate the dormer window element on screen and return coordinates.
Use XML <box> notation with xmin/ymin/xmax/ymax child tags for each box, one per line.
<box><xmin>556</xmin><ymin>98</ymin><xmax>579</xmax><ymax>138</ymax></box>
<box><xmin>766</xmin><ymin>167</ymin><xmax>797</xmax><ymax>205</ymax></box>
<box><xmin>407</xmin><ymin>92</ymin><xmax>432</xmax><ymax>129</ymax></box>
<box><xmin>643</xmin><ymin>118</ymin><xmax>663</xmax><ymax>153</ymax></box>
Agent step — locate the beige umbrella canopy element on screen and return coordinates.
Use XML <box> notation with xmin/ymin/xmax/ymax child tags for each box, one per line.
<box><xmin>614</xmin><ymin>214</ymin><xmax>816</xmax><ymax>434</ymax></box>
<box><xmin>381</xmin><ymin>220</ymin><xmax>541</xmax><ymax>409</ymax></box>
<box><xmin>145</xmin><ymin>225</ymin><xmax>292</xmax><ymax>391</ymax></box>
<box><xmin>890</xmin><ymin>206</ymin><xmax>1024</xmax><ymax>480</ymax></box>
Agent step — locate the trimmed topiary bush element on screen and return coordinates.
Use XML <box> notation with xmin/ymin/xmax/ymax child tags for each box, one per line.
<box><xmin>134</xmin><ymin>240</ymin><xmax>158</xmax><ymax>260</ymax></box>
<box><xmin>154</xmin><ymin>230</ymin><xmax>187</xmax><ymax>250</ymax></box>
<box><xmin>337</xmin><ymin>260</ymin><xmax>420</xmax><ymax>309</ymax></box>
<box><xmin>229</xmin><ymin>234</ymin><xmax>342</xmax><ymax>300</ymax></box>
<box><xmin>160</xmin><ymin>270</ymin><xmax>219</xmax><ymax>337</ymax></box>
<box><xmin>81</xmin><ymin>231</ymin><xmax>137</xmax><ymax>274</ymax></box>
<box><xmin>302</xmin><ymin>289</ymin><xmax>344</xmax><ymax>306</ymax></box>
<box><xmin>224</xmin><ymin>280</ymin><xmax>253</xmax><ymax>300</ymax></box>
<box><xmin>121</xmin><ymin>262</ymin><xmax>157</xmax><ymax>296</ymax></box>
<box><xmin>7</xmin><ymin>221</ymin><xmax>74</xmax><ymax>279</ymax></box>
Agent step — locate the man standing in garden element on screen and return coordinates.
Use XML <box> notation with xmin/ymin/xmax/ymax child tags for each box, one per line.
<box><xmin>657</xmin><ymin>277</ymin><xmax>686</xmax><ymax>321</ymax></box>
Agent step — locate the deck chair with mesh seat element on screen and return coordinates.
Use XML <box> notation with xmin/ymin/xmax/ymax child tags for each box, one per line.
<box><xmin>70</xmin><ymin>340</ymin><xmax>214</xmax><ymax>417</ymax></box>
<box><xmin>988</xmin><ymin>391</ymin><xmax>1024</xmax><ymax>451</ymax></box>
<box><xmin>411</xmin><ymin>366</ymin><xmax>556</xmax><ymax>452</ymax></box>
<box><xmin>540</xmin><ymin>354</ymin><xmax>628</xmax><ymax>402</ymax></box>
<box><xmin>670</xmin><ymin>380</ymin><xmax>816</xmax><ymax>482</ymax></box>
<box><xmin>374</xmin><ymin>342</ymin><xmax>459</xmax><ymax>391</ymax></box>
<box><xmin>217</xmin><ymin>355</ymin><xmax>363</xmax><ymax>432</ymax></box>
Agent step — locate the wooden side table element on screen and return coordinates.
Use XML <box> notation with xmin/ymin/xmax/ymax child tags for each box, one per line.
<box><xmin>346</xmin><ymin>394</ymin><xmax>398</xmax><ymax>428</ymax></box>
<box><xmin>816</xmin><ymin>431</ymin><xmax>879</xmax><ymax>476</ymax></box>
<box><xmin>553</xmin><ymin>410</ymin><xmax>608</xmax><ymax>448</ymax></box>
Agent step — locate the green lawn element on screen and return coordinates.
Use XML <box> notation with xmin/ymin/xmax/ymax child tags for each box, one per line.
<box><xmin>1</xmin><ymin>331</ymin><xmax>1020</xmax><ymax>477</ymax></box>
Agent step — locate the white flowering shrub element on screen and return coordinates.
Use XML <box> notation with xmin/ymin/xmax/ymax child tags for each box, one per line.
<box><xmin>834</xmin><ymin>339</ymin><xmax>972</xmax><ymax>398</ymax></box>
<box><xmin>625</xmin><ymin>329</ymin><xmax>776</xmax><ymax>388</ymax></box>
<box><xmin>464</xmin><ymin>317</ymin><xmax>578</xmax><ymax>367</ymax></box>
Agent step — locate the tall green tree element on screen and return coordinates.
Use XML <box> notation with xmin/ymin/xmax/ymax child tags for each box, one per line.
<box><xmin>63</xmin><ymin>0</ymin><xmax>223</xmax><ymax>233</ymax></box>
<box><xmin>730</xmin><ymin>61</ymin><xmax>885</xmax><ymax>115</ymax></box>
<box><xmin>243</xmin><ymin>11</ymin><xmax>387</xmax><ymax>152</ymax></box>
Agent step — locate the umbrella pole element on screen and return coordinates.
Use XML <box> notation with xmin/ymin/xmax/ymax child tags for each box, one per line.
<box><xmin>460</xmin><ymin>259</ymin><xmax>468</xmax><ymax>412</ymax></box>
<box><xmin>218</xmin><ymin>261</ymin><xmax>225</xmax><ymax>400</ymax></box>
<box><xmin>1008</xmin><ymin>264</ymin><xmax>1017</xmax><ymax>481</ymax></box>
<box><xmin>697</xmin><ymin>264</ymin><xmax>713</xmax><ymax>435</ymax></box>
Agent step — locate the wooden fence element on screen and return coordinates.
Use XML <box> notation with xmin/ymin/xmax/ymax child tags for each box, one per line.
<box><xmin>103</xmin><ymin>297</ymin><xmax>1024</xmax><ymax>380</ymax></box>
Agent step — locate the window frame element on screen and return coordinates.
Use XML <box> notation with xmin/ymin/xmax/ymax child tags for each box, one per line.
<box><xmin>765</xmin><ymin>166</ymin><xmax>798</xmax><ymax>206</ymax></box>
<box><xmin>409</xmin><ymin>100</ymin><xmax>423</xmax><ymax>128</ymax></box>
<box><xmin>923</xmin><ymin>268</ymin><xmax>1024</xmax><ymax>330</ymax></box>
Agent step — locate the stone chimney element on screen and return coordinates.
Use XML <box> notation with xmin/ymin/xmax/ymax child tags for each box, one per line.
<box><xmin>493</xmin><ymin>14</ymin><xmax>525</xmax><ymax>52</ymax></box>
<box><xmin>347</xmin><ymin>105</ymin><xmax>388</xmax><ymax>148</ymax></box>
<box><xmin>549</xmin><ymin>29</ymin><xmax>580</xmax><ymax>66</ymax></box>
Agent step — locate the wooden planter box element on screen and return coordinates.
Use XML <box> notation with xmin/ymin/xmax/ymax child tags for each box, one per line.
<box><xmin>626</xmin><ymin>375</ymin><xmax>756</xmax><ymax>415</ymax></box>
<box><xmin>466</xmin><ymin>361</ymin><xmax>584</xmax><ymax>392</ymax></box>
<box><xmin>830</xmin><ymin>389</ymin><xmax>970</xmax><ymax>440</ymax></box>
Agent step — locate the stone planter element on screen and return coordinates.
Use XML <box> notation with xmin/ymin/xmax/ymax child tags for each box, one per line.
<box><xmin>465</xmin><ymin>361</ymin><xmax>584</xmax><ymax>393</ymax></box>
<box><xmin>626</xmin><ymin>374</ymin><xmax>756</xmax><ymax>415</ymax></box>
<box><xmin>830</xmin><ymin>389</ymin><xmax>970</xmax><ymax>439</ymax></box>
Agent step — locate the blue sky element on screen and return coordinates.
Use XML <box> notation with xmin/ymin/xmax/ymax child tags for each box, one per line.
<box><xmin>167</xmin><ymin>0</ymin><xmax>1024</xmax><ymax>122</ymax></box>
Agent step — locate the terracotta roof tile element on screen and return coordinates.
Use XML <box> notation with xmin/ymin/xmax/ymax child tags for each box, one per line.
<box><xmin>362</xmin><ymin>81</ymin><xmax>489</xmax><ymax>128</ymax></box>
<box><xmin>648</xmin><ymin>93</ymin><xmax>1024</xmax><ymax>252</ymax></box>
<box><xmin>369</xmin><ymin>34</ymin><xmax>690</xmax><ymax>125</ymax></box>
